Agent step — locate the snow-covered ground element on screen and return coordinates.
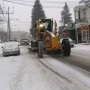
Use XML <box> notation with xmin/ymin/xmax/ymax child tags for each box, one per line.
<box><xmin>0</xmin><ymin>43</ymin><xmax>90</xmax><ymax>90</ymax></box>
<box><xmin>71</xmin><ymin>44</ymin><xmax>90</xmax><ymax>65</ymax></box>
<box><xmin>0</xmin><ymin>43</ymin><xmax>22</xmax><ymax>90</ymax></box>
<box><xmin>72</xmin><ymin>44</ymin><xmax>90</xmax><ymax>51</ymax></box>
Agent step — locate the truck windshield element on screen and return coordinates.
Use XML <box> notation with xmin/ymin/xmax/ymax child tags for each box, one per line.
<box><xmin>40</xmin><ymin>19</ymin><xmax>53</xmax><ymax>32</ymax></box>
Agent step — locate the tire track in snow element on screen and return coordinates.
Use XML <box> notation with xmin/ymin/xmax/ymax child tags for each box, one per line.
<box><xmin>33</xmin><ymin>52</ymin><xmax>72</xmax><ymax>83</ymax></box>
<box><xmin>51</xmin><ymin>54</ymin><xmax>90</xmax><ymax>73</ymax></box>
<box><xmin>33</xmin><ymin>52</ymin><xmax>90</xmax><ymax>89</ymax></box>
<box><xmin>28</xmin><ymin>47</ymin><xmax>90</xmax><ymax>90</ymax></box>
<box><xmin>10</xmin><ymin>46</ymin><xmax>29</xmax><ymax>90</ymax></box>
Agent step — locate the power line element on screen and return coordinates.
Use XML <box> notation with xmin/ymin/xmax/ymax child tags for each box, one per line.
<box><xmin>0</xmin><ymin>5</ymin><xmax>7</xmax><ymax>22</ymax></box>
<box><xmin>3</xmin><ymin>0</ymin><xmax>79</xmax><ymax>5</ymax></box>
<box><xmin>43</xmin><ymin>0</ymin><xmax>79</xmax><ymax>4</ymax></box>
<box><xmin>0</xmin><ymin>4</ymin><xmax>14</xmax><ymax>41</ymax></box>
<box><xmin>11</xmin><ymin>0</ymin><xmax>79</xmax><ymax>4</ymax></box>
<box><xmin>3</xmin><ymin>0</ymin><xmax>33</xmax><ymax>6</ymax></box>
<box><xmin>2</xmin><ymin>0</ymin><xmax>7</xmax><ymax>9</ymax></box>
<box><xmin>3</xmin><ymin>0</ymin><xmax>77</xmax><ymax>8</ymax></box>
<box><xmin>2</xmin><ymin>0</ymin><xmax>7</xmax><ymax>19</ymax></box>
<box><xmin>11</xmin><ymin>0</ymin><xmax>79</xmax><ymax>6</ymax></box>
<box><xmin>12</xmin><ymin>0</ymin><xmax>34</xmax><ymax>3</ymax></box>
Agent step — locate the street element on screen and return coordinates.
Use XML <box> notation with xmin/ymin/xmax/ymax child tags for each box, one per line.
<box><xmin>0</xmin><ymin>0</ymin><xmax>90</xmax><ymax>90</ymax></box>
<box><xmin>51</xmin><ymin>46</ymin><xmax>90</xmax><ymax>72</ymax></box>
<box><xmin>0</xmin><ymin>44</ymin><xmax>90</xmax><ymax>90</ymax></box>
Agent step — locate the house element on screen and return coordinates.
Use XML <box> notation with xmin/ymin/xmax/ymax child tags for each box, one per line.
<box><xmin>74</xmin><ymin>0</ymin><xmax>90</xmax><ymax>43</ymax></box>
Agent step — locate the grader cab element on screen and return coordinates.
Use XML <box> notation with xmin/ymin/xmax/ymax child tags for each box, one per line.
<box><xmin>31</xmin><ymin>19</ymin><xmax>71</xmax><ymax>58</ymax></box>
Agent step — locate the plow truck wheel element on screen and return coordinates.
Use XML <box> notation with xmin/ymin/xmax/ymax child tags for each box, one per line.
<box><xmin>62</xmin><ymin>39</ymin><xmax>71</xmax><ymax>56</ymax></box>
<box><xmin>37</xmin><ymin>41</ymin><xmax>44</xmax><ymax>58</ymax></box>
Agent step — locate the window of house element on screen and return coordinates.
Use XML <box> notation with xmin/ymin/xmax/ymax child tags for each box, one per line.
<box><xmin>83</xmin><ymin>9</ymin><xmax>86</xmax><ymax>20</ymax></box>
<box><xmin>75</xmin><ymin>11</ymin><xmax>79</xmax><ymax>19</ymax></box>
<box><xmin>78</xmin><ymin>9</ymin><xmax>80</xmax><ymax>20</ymax></box>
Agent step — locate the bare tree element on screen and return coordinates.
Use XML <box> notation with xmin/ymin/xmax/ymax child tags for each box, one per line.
<box><xmin>0</xmin><ymin>29</ymin><xmax>8</xmax><ymax>42</ymax></box>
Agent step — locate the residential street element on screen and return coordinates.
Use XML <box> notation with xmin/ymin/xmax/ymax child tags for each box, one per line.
<box><xmin>0</xmin><ymin>0</ymin><xmax>90</xmax><ymax>90</ymax></box>
<box><xmin>0</xmin><ymin>44</ymin><xmax>90</xmax><ymax>90</ymax></box>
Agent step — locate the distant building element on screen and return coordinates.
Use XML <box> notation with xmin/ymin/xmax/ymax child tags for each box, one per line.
<box><xmin>11</xmin><ymin>31</ymin><xmax>29</xmax><ymax>41</ymax></box>
<box><xmin>74</xmin><ymin>0</ymin><xmax>90</xmax><ymax>43</ymax></box>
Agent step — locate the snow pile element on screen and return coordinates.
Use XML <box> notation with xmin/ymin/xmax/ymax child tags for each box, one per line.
<box><xmin>72</xmin><ymin>44</ymin><xmax>90</xmax><ymax>52</ymax></box>
<box><xmin>0</xmin><ymin>57</ymin><xmax>21</xmax><ymax>90</ymax></box>
<box><xmin>0</xmin><ymin>43</ymin><xmax>3</xmax><ymax>48</ymax></box>
<box><xmin>0</xmin><ymin>43</ymin><xmax>23</xmax><ymax>90</ymax></box>
<box><xmin>0</xmin><ymin>43</ymin><xmax>3</xmax><ymax>55</ymax></box>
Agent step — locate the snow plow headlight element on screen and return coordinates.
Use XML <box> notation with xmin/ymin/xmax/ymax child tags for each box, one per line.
<box><xmin>39</xmin><ymin>24</ymin><xmax>44</xmax><ymax>28</ymax></box>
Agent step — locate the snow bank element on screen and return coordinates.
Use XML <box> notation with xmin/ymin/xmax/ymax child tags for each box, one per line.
<box><xmin>0</xmin><ymin>43</ymin><xmax>3</xmax><ymax>55</ymax></box>
<box><xmin>0</xmin><ymin>43</ymin><xmax>23</xmax><ymax>90</ymax></box>
<box><xmin>0</xmin><ymin>43</ymin><xmax>3</xmax><ymax>48</ymax></box>
<box><xmin>72</xmin><ymin>44</ymin><xmax>90</xmax><ymax>52</ymax></box>
<box><xmin>0</xmin><ymin>57</ymin><xmax>21</xmax><ymax>90</ymax></box>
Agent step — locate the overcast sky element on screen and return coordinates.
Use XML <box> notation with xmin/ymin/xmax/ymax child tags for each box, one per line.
<box><xmin>1</xmin><ymin>0</ymin><xmax>80</xmax><ymax>32</ymax></box>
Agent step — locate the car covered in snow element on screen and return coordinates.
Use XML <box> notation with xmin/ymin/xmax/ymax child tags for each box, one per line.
<box><xmin>60</xmin><ymin>38</ymin><xmax>74</xmax><ymax>47</ymax></box>
<box><xmin>2</xmin><ymin>42</ymin><xmax>20</xmax><ymax>56</ymax></box>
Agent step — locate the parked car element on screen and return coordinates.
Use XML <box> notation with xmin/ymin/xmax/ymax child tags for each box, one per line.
<box><xmin>60</xmin><ymin>38</ymin><xmax>74</xmax><ymax>47</ymax></box>
<box><xmin>2</xmin><ymin>42</ymin><xmax>20</xmax><ymax>56</ymax></box>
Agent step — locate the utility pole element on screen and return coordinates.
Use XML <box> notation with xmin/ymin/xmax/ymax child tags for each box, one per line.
<box><xmin>7</xmin><ymin>7</ymin><xmax>11</xmax><ymax>41</ymax></box>
<box><xmin>7</xmin><ymin>6</ymin><xmax>14</xmax><ymax>41</ymax></box>
<box><xmin>0</xmin><ymin>5</ymin><xmax>13</xmax><ymax>41</ymax></box>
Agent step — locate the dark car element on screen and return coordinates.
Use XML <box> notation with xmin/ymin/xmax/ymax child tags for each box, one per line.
<box><xmin>20</xmin><ymin>39</ymin><xmax>29</xmax><ymax>45</ymax></box>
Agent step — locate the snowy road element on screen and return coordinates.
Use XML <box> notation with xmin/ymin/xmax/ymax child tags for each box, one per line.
<box><xmin>51</xmin><ymin>47</ymin><xmax>90</xmax><ymax>72</ymax></box>
<box><xmin>0</xmin><ymin>44</ymin><xmax>90</xmax><ymax>90</ymax></box>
